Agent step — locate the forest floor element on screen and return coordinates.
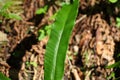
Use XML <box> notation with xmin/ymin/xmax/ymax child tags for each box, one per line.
<box><xmin>0</xmin><ymin>0</ymin><xmax>120</xmax><ymax>80</ymax></box>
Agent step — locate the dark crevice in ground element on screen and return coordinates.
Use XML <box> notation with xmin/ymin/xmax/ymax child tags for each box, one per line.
<box><xmin>28</xmin><ymin>14</ymin><xmax>44</xmax><ymax>27</ymax></box>
<box><xmin>75</xmin><ymin>49</ymin><xmax>84</xmax><ymax>70</ymax></box>
<box><xmin>79</xmin><ymin>0</ymin><xmax>117</xmax><ymax>24</ymax></box>
<box><xmin>7</xmin><ymin>34</ymin><xmax>38</xmax><ymax>80</ymax></box>
<box><xmin>114</xmin><ymin>41</ymin><xmax>120</xmax><ymax>79</ymax></box>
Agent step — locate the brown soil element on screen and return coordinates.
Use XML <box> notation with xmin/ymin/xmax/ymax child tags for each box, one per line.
<box><xmin>0</xmin><ymin>0</ymin><xmax>120</xmax><ymax>80</ymax></box>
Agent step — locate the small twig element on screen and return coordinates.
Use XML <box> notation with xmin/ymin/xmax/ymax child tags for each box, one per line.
<box><xmin>66</xmin><ymin>55</ymin><xmax>81</xmax><ymax>80</ymax></box>
<box><xmin>72</xmin><ymin>69</ymin><xmax>81</xmax><ymax>80</ymax></box>
<box><xmin>25</xmin><ymin>69</ymin><xmax>34</xmax><ymax>73</ymax></box>
<box><xmin>75</xmin><ymin>15</ymin><xmax>87</xmax><ymax>24</ymax></box>
<box><xmin>66</xmin><ymin>55</ymin><xmax>73</xmax><ymax>69</ymax></box>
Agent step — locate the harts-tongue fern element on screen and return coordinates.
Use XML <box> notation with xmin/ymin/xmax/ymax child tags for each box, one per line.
<box><xmin>44</xmin><ymin>0</ymin><xmax>79</xmax><ymax>80</ymax></box>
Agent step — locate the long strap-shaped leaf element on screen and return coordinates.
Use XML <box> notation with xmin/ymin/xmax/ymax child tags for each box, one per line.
<box><xmin>44</xmin><ymin>0</ymin><xmax>79</xmax><ymax>80</ymax></box>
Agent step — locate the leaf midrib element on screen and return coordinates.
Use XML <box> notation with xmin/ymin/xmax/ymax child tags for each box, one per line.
<box><xmin>52</xmin><ymin>5</ymin><xmax>72</xmax><ymax>80</ymax></box>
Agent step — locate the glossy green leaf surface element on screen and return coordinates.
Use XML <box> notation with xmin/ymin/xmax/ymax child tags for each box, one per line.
<box><xmin>116</xmin><ymin>17</ymin><xmax>120</xmax><ymax>28</ymax></box>
<box><xmin>44</xmin><ymin>0</ymin><xmax>79</xmax><ymax>80</ymax></box>
<box><xmin>8</xmin><ymin>13</ymin><xmax>22</xmax><ymax>20</ymax></box>
<box><xmin>36</xmin><ymin>5</ymin><xmax>48</xmax><ymax>14</ymax></box>
<box><xmin>106</xmin><ymin>61</ymin><xmax>120</xmax><ymax>68</ymax></box>
<box><xmin>0</xmin><ymin>72</ymin><xmax>11</xmax><ymax>80</ymax></box>
<box><xmin>0</xmin><ymin>1</ymin><xmax>22</xmax><ymax>20</ymax></box>
<box><xmin>109</xmin><ymin>0</ymin><xmax>118</xmax><ymax>3</ymax></box>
